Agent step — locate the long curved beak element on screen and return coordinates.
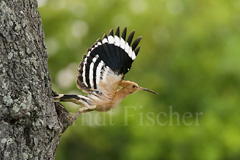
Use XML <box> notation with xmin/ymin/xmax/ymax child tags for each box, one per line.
<box><xmin>139</xmin><ymin>87</ymin><xmax>158</xmax><ymax>95</ymax></box>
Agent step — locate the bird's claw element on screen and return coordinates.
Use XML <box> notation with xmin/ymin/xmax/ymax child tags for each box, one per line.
<box><xmin>69</xmin><ymin>112</ymin><xmax>74</xmax><ymax>118</ymax></box>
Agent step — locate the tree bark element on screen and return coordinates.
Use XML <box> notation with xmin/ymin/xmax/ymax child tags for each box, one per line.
<box><xmin>0</xmin><ymin>0</ymin><xmax>70</xmax><ymax>159</ymax></box>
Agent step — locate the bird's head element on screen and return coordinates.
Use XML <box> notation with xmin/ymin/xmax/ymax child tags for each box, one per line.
<box><xmin>121</xmin><ymin>81</ymin><xmax>158</xmax><ymax>95</ymax></box>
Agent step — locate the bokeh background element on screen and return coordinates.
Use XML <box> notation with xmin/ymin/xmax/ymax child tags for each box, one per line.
<box><xmin>38</xmin><ymin>0</ymin><xmax>240</xmax><ymax>159</ymax></box>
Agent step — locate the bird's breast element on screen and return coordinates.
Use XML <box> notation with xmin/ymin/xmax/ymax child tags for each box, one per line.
<box><xmin>94</xmin><ymin>101</ymin><xmax>115</xmax><ymax>112</ymax></box>
<box><xmin>89</xmin><ymin>95</ymin><xmax>115</xmax><ymax>112</ymax></box>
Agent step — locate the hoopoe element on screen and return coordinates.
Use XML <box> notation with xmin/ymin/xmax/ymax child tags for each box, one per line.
<box><xmin>54</xmin><ymin>27</ymin><xmax>158</xmax><ymax>124</ymax></box>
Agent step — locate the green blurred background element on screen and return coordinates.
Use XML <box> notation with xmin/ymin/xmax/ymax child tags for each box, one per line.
<box><xmin>38</xmin><ymin>0</ymin><xmax>240</xmax><ymax>159</ymax></box>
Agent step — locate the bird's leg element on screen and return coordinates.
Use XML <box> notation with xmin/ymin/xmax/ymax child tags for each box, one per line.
<box><xmin>70</xmin><ymin>105</ymin><xmax>96</xmax><ymax>125</ymax></box>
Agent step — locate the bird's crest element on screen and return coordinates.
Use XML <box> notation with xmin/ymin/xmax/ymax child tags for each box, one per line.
<box><xmin>77</xmin><ymin>27</ymin><xmax>142</xmax><ymax>93</ymax></box>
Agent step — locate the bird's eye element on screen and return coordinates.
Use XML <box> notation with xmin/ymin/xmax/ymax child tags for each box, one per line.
<box><xmin>132</xmin><ymin>85</ymin><xmax>136</xmax><ymax>88</ymax></box>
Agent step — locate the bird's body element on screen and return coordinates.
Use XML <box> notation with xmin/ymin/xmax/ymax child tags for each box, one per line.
<box><xmin>54</xmin><ymin>27</ymin><xmax>157</xmax><ymax>124</ymax></box>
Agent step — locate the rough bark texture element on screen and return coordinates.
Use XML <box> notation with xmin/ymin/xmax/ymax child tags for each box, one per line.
<box><xmin>0</xmin><ymin>0</ymin><xmax>70</xmax><ymax>159</ymax></box>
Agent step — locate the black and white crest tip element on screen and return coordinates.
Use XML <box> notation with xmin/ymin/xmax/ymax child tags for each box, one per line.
<box><xmin>77</xmin><ymin>27</ymin><xmax>142</xmax><ymax>91</ymax></box>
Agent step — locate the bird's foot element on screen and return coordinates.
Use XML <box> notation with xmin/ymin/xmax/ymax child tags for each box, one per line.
<box><xmin>69</xmin><ymin>112</ymin><xmax>74</xmax><ymax>118</ymax></box>
<box><xmin>69</xmin><ymin>106</ymin><xmax>96</xmax><ymax>125</ymax></box>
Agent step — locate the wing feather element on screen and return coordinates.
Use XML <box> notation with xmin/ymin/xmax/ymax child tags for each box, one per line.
<box><xmin>76</xmin><ymin>27</ymin><xmax>142</xmax><ymax>98</ymax></box>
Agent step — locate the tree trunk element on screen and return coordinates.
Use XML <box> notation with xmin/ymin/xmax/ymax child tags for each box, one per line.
<box><xmin>0</xmin><ymin>0</ymin><xmax>70</xmax><ymax>159</ymax></box>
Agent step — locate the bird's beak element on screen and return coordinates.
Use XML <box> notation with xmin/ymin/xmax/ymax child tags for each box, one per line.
<box><xmin>139</xmin><ymin>87</ymin><xmax>158</xmax><ymax>95</ymax></box>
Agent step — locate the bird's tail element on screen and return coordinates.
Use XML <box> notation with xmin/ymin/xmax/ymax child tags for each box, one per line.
<box><xmin>53</xmin><ymin>94</ymin><xmax>91</xmax><ymax>106</ymax></box>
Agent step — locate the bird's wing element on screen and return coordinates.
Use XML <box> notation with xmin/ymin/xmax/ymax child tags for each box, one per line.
<box><xmin>76</xmin><ymin>27</ymin><xmax>142</xmax><ymax>97</ymax></box>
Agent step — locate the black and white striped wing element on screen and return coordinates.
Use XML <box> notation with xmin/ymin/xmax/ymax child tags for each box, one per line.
<box><xmin>76</xmin><ymin>27</ymin><xmax>142</xmax><ymax>94</ymax></box>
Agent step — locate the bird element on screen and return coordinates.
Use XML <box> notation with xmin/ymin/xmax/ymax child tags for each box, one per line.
<box><xmin>54</xmin><ymin>27</ymin><xmax>158</xmax><ymax>124</ymax></box>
